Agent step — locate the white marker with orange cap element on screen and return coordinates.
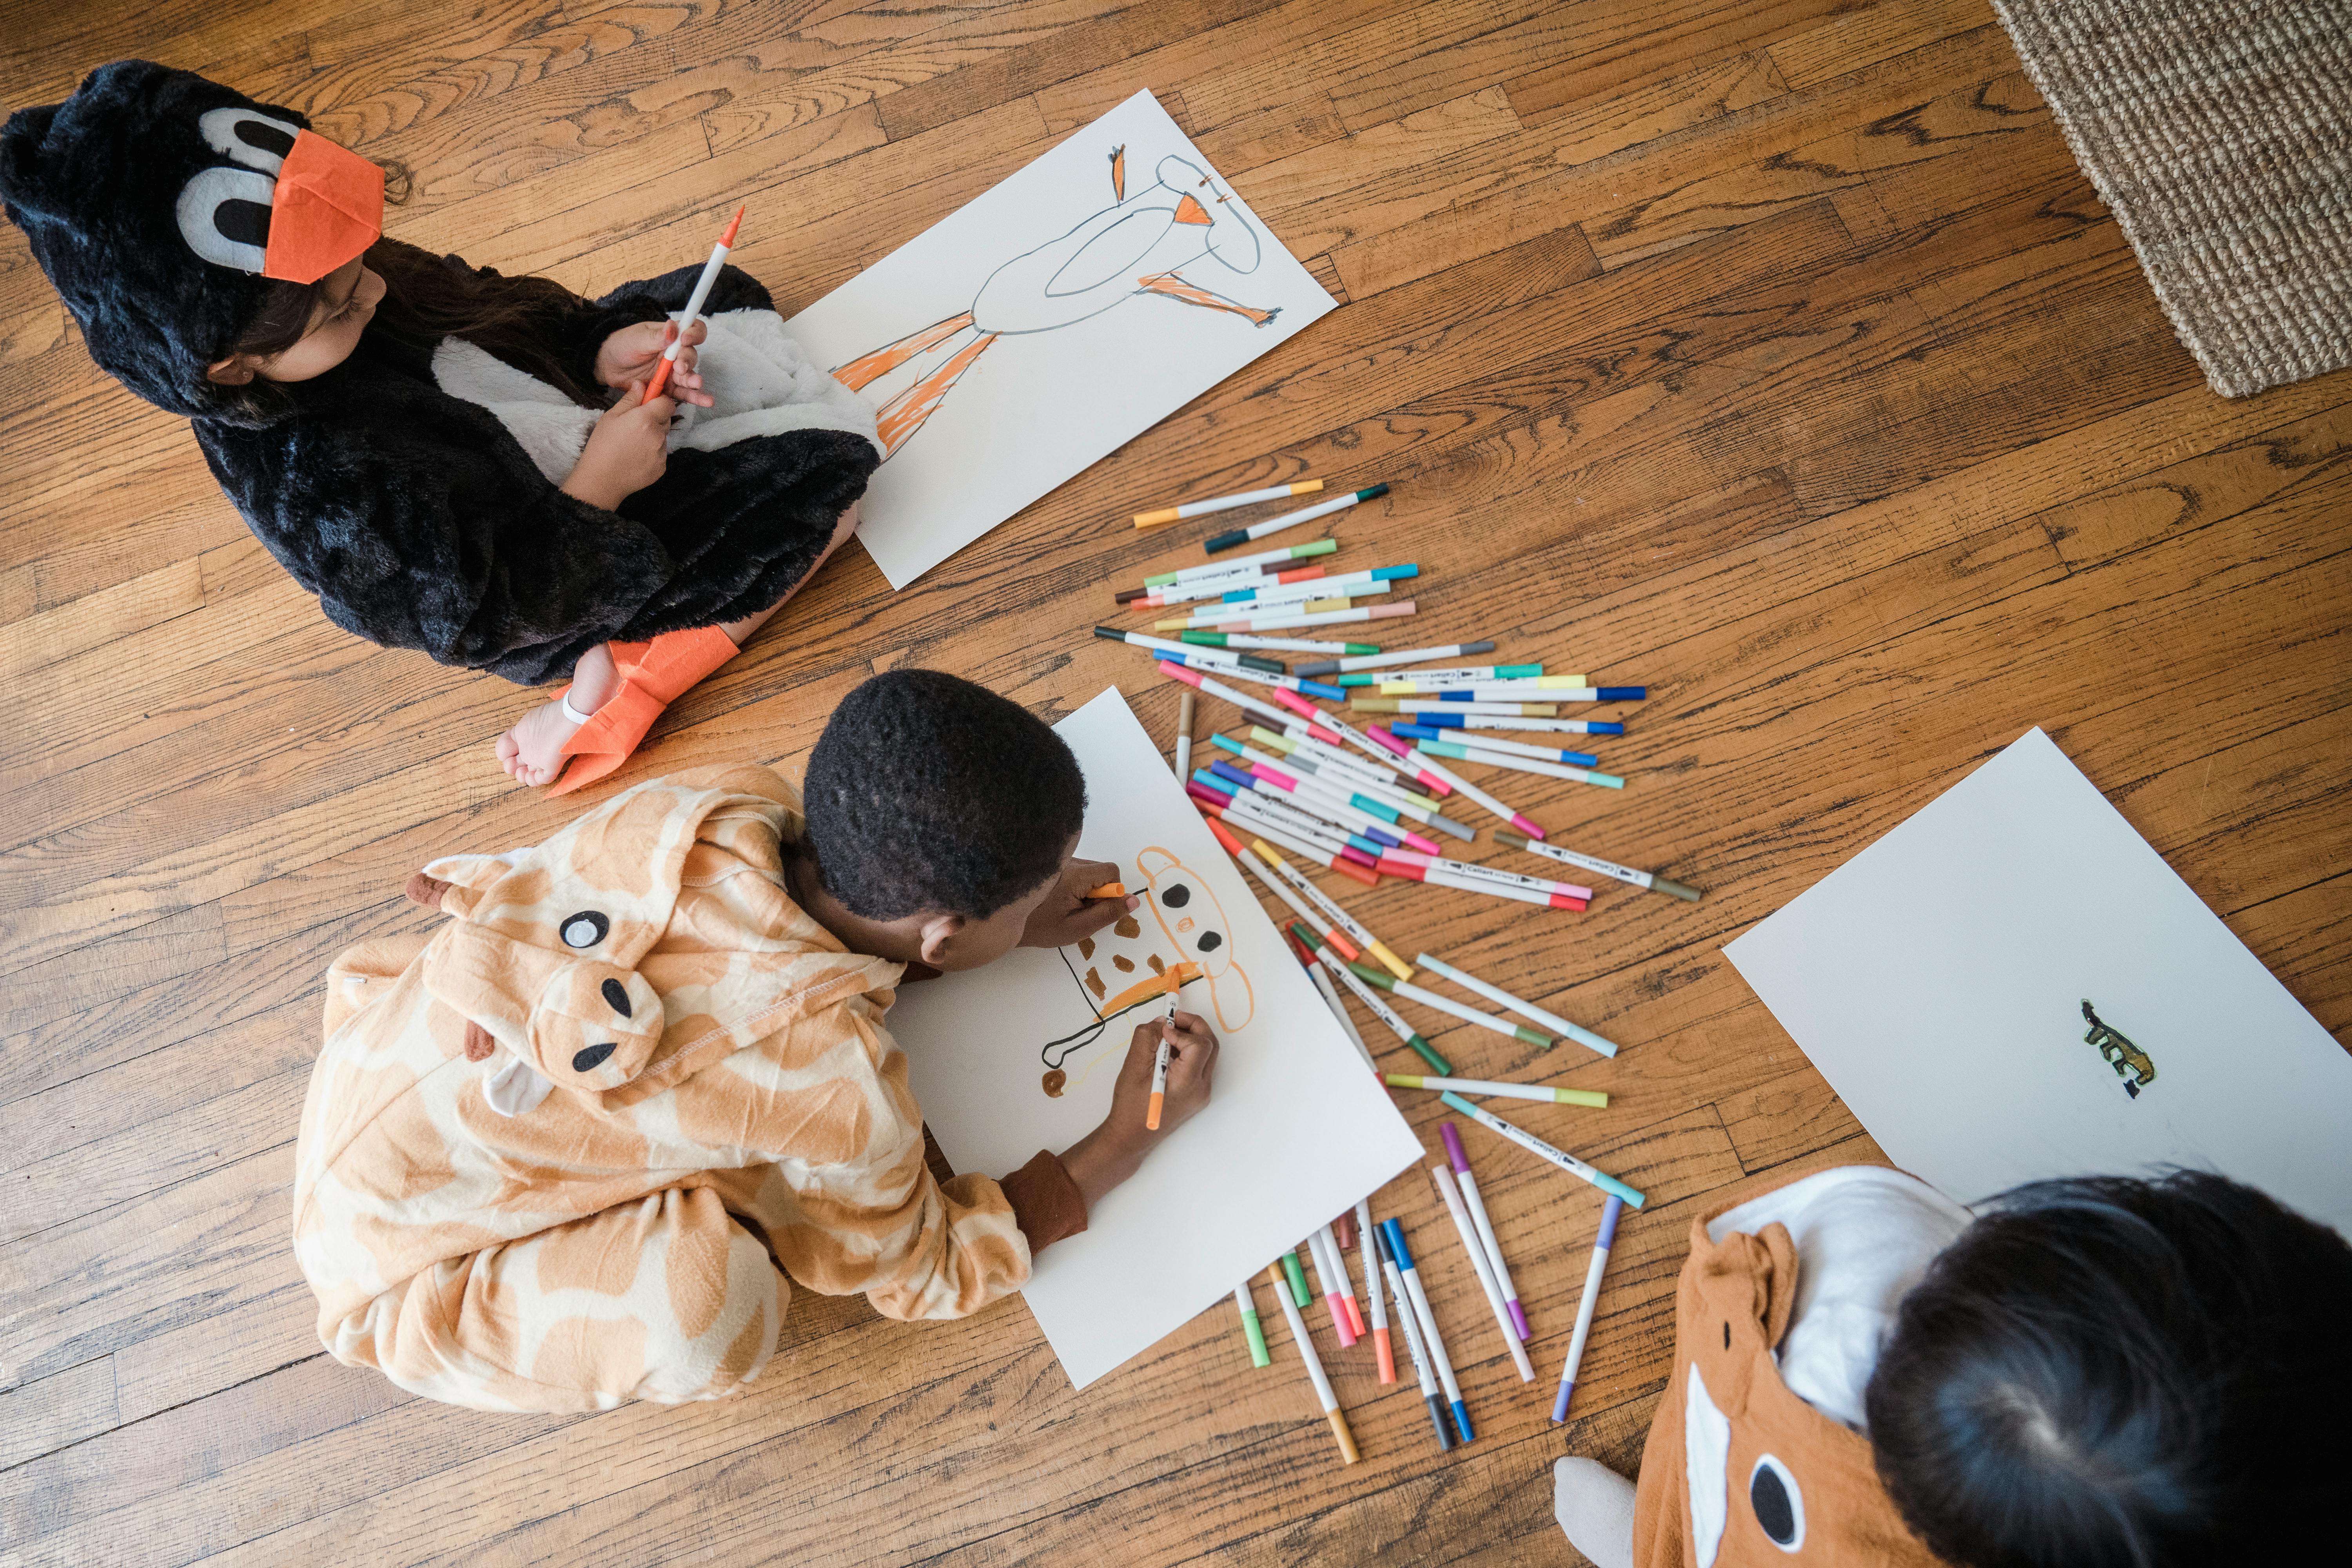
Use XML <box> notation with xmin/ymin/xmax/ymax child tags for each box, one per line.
<box><xmin>643</xmin><ymin>205</ymin><xmax>743</xmax><ymax>404</ymax></box>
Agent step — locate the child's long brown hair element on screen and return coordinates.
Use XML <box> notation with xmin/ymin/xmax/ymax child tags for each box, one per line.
<box><xmin>225</xmin><ymin>236</ymin><xmax>605</xmax><ymax>416</ymax></box>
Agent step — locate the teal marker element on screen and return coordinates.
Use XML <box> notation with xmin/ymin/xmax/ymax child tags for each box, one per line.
<box><xmin>1439</xmin><ymin>1092</ymin><xmax>1645</xmax><ymax>1208</ymax></box>
<box><xmin>1412</xmin><ymin>734</ymin><xmax>1624</xmax><ymax>789</ymax></box>
<box><xmin>1339</xmin><ymin>663</ymin><xmax>1542</xmax><ymax>687</ymax></box>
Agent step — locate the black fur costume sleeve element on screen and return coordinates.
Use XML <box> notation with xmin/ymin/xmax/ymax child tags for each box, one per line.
<box><xmin>196</xmin><ymin>261</ymin><xmax>878</xmax><ymax>686</ymax></box>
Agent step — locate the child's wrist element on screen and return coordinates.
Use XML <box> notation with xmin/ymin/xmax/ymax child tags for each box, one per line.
<box><xmin>1060</xmin><ymin>1120</ymin><xmax>1155</xmax><ymax>1209</ymax></box>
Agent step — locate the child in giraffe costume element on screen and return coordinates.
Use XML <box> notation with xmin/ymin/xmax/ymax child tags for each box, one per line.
<box><xmin>294</xmin><ymin>672</ymin><xmax>1217</xmax><ymax>1410</ymax></box>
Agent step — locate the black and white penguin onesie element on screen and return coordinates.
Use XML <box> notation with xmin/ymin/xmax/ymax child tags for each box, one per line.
<box><xmin>1</xmin><ymin>60</ymin><xmax>882</xmax><ymax>686</ymax></box>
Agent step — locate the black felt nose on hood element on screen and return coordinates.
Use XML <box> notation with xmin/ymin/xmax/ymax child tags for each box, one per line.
<box><xmin>0</xmin><ymin>59</ymin><xmax>317</xmax><ymax>420</ymax></box>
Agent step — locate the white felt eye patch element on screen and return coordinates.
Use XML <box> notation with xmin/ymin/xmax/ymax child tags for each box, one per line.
<box><xmin>176</xmin><ymin>163</ymin><xmax>277</xmax><ymax>272</ymax></box>
<box><xmin>178</xmin><ymin>109</ymin><xmax>307</xmax><ymax>271</ymax></box>
<box><xmin>197</xmin><ymin>107</ymin><xmax>299</xmax><ymax>174</ymax></box>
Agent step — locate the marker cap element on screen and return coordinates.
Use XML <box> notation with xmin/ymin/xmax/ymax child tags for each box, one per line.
<box><xmin>1241</xmin><ymin>1308</ymin><xmax>1270</xmax><ymax>1367</ymax></box>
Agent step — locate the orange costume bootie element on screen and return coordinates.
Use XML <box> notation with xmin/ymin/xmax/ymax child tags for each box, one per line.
<box><xmin>548</xmin><ymin>625</ymin><xmax>740</xmax><ymax>796</ymax></box>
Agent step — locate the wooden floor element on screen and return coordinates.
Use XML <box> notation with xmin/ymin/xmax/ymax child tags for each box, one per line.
<box><xmin>4</xmin><ymin>0</ymin><xmax>2348</xmax><ymax>1563</ymax></box>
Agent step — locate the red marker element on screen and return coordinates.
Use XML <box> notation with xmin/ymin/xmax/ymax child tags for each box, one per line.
<box><xmin>644</xmin><ymin>205</ymin><xmax>744</xmax><ymax>403</ymax></box>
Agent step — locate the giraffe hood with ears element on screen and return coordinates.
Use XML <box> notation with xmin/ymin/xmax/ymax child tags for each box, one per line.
<box><xmin>294</xmin><ymin>767</ymin><xmax>1037</xmax><ymax>1411</ymax></box>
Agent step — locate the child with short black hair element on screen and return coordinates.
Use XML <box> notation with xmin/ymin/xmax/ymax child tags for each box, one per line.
<box><xmin>1553</xmin><ymin>1164</ymin><xmax>2347</xmax><ymax>1568</ymax></box>
<box><xmin>295</xmin><ymin>671</ymin><xmax>1214</xmax><ymax>1410</ymax></box>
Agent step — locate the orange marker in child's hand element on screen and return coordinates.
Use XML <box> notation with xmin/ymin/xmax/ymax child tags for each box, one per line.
<box><xmin>1084</xmin><ymin>882</ymin><xmax>1127</xmax><ymax>898</ymax></box>
<box><xmin>1146</xmin><ymin>985</ymin><xmax>1182</xmax><ymax>1131</ymax></box>
<box><xmin>643</xmin><ymin>204</ymin><xmax>744</xmax><ymax>403</ymax></box>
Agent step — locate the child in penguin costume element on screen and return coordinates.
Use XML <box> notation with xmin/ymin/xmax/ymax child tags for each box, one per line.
<box><xmin>0</xmin><ymin>61</ymin><xmax>884</xmax><ymax>793</ymax></box>
<box><xmin>1550</xmin><ymin>1158</ymin><xmax>2347</xmax><ymax>1568</ymax></box>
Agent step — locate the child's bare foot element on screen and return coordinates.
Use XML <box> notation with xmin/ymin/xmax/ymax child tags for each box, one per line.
<box><xmin>498</xmin><ymin>643</ymin><xmax>620</xmax><ymax>787</ymax></box>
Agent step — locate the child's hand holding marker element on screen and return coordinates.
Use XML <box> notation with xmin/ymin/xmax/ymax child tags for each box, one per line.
<box><xmin>1016</xmin><ymin>857</ymin><xmax>1140</xmax><ymax>949</ymax></box>
<box><xmin>561</xmin><ymin>379</ymin><xmax>682</xmax><ymax>510</ymax></box>
<box><xmin>593</xmin><ymin>318</ymin><xmax>713</xmax><ymax>407</ymax></box>
<box><xmin>1060</xmin><ymin>1005</ymin><xmax>1219</xmax><ymax>1207</ymax></box>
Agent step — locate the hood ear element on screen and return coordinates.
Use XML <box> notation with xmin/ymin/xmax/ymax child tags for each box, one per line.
<box><xmin>421</xmin><ymin>852</ymin><xmax>510</xmax><ymax>889</ymax></box>
<box><xmin>418</xmin><ymin>852</ymin><xmax>514</xmax><ymax>917</ymax></box>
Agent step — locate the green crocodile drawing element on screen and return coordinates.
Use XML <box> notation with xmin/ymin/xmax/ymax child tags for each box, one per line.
<box><xmin>2081</xmin><ymin>1000</ymin><xmax>2156</xmax><ymax>1099</ymax></box>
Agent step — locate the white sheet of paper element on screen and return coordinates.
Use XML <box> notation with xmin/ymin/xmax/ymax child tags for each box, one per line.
<box><xmin>780</xmin><ymin>90</ymin><xmax>1338</xmax><ymax>589</ymax></box>
<box><xmin>892</xmin><ymin>687</ymin><xmax>1421</xmax><ymax>1388</ymax></box>
<box><xmin>1724</xmin><ymin>727</ymin><xmax>2352</xmax><ymax>1230</ymax></box>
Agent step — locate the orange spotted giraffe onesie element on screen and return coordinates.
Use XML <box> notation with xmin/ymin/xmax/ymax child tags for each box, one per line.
<box><xmin>292</xmin><ymin>765</ymin><xmax>1079</xmax><ymax>1412</ymax></box>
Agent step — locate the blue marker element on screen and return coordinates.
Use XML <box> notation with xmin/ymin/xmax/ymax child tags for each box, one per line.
<box><xmin>1553</xmin><ymin>1197</ymin><xmax>1624</xmax><ymax>1422</ymax></box>
<box><xmin>1403</xmin><ymin>711</ymin><xmax>1626</xmax><ymax>736</ymax></box>
<box><xmin>1381</xmin><ymin>1218</ymin><xmax>1473</xmax><ymax>1444</ymax></box>
<box><xmin>1374</xmin><ymin>1220</ymin><xmax>1454</xmax><ymax>1452</ymax></box>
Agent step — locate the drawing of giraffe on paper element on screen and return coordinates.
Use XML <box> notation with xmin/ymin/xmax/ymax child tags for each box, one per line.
<box><xmin>833</xmin><ymin>143</ymin><xmax>1284</xmax><ymax>458</ymax></box>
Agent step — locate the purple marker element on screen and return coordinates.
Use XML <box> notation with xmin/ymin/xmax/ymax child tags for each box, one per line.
<box><xmin>1442</xmin><ymin>1122</ymin><xmax>1531</xmax><ymax>1342</ymax></box>
<box><xmin>1552</xmin><ymin>1196</ymin><xmax>1624</xmax><ymax>1422</ymax></box>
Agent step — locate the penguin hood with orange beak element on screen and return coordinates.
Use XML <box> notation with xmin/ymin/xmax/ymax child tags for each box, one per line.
<box><xmin>0</xmin><ymin>59</ymin><xmax>383</xmax><ymax>422</ymax></box>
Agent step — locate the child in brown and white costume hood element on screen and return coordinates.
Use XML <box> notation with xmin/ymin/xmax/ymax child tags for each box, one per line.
<box><xmin>1552</xmin><ymin>1157</ymin><xmax>2346</xmax><ymax>1568</ymax></box>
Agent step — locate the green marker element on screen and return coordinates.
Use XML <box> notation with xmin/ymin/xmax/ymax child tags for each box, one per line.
<box><xmin>1281</xmin><ymin>1249</ymin><xmax>1312</xmax><ymax>1308</ymax></box>
<box><xmin>1236</xmin><ymin>1283</ymin><xmax>1271</xmax><ymax>1367</ymax></box>
<box><xmin>1290</xmin><ymin>922</ymin><xmax>1453</xmax><ymax>1074</ymax></box>
<box><xmin>1347</xmin><ymin>961</ymin><xmax>1557</xmax><ymax>1050</ymax></box>
<box><xmin>1144</xmin><ymin>537</ymin><xmax>1337</xmax><ymax>588</ymax></box>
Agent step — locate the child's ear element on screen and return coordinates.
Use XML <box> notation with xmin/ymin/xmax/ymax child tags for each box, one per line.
<box><xmin>206</xmin><ymin>355</ymin><xmax>256</xmax><ymax>386</ymax></box>
<box><xmin>915</xmin><ymin>913</ymin><xmax>967</xmax><ymax>969</ymax></box>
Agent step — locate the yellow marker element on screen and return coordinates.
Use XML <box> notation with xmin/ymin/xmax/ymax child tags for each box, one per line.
<box><xmin>1384</xmin><ymin>1074</ymin><xmax>1608</xmax><ymax>1107</ymax></box>
<box><xmin>1265</xmin><ymin>1265</ymin><xmax>1360</xmax><ymax>1464</ymax></box>
<box><xmin>1132</xmin><ymin>479</ymin><xmax>1323</xmax><ymax>529</ymax></box>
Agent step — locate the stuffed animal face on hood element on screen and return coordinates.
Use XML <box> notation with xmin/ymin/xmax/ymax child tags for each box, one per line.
<box><xmin>402</xmin><ymin>776</ymin><xmax>805</xmax><ymax>1114</ymax></box>
<box><xmin>0</xmin><ymin>59</ymin><xmax>382</xmax><ymax>421</ymax></box>
<box><xmin>1657</xmin><ymin>1219</ymin><xmax>1948</xmax><ymax>1568</ymax></box>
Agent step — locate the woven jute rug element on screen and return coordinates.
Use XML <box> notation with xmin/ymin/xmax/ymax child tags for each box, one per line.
<box><xmin>1992</xmin><ymin>0</ymin><xmax>2352</xmax><ymax>397</ymax></box>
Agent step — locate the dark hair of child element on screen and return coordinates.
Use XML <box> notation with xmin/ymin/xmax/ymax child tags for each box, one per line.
<box><xmin>1865</xmin><ymin>1168</ymin><xmax>2348</xmax><ymax>1568</ymax></box>
<box><xmin>221</xmin><ymin>234</ymin><xmax>604</xmax><ymax>421</ymax></box>
<box><xmin>800</xmin><ymin>670</ymin><xmax>1087</xmax><ymax>921</ymax></box>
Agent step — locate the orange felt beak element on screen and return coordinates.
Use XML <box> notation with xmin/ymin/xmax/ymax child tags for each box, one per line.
<box><xmin>1174</xmin><ymin>193</ymin><xmax>1212</xmax><ymax>226</ymax></box>
<box><xmin>261</xmin><ymin>130</ymin><xmax>386</xmax><ymax>284</ymax></box>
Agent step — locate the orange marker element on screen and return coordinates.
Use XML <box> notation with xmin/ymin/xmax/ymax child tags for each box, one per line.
<box><xmin>1146</xmin><ymin>982</ymin><xmax>1183</xmax><ymax>1131</ymax></box>
<box><xmin>1083</xmin><ymin>881</ymin><xmax>1127</xmax><ymax>898</ymax></box>
<box><xmin>643</xmin><ymin>205</ymin><xmax>744</xmax><ymax>403</ymax></box>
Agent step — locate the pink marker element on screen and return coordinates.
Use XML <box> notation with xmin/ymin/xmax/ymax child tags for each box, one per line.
<box><xmin>1444</xmin><ymin>1123</ymin><xmax>1530</xmax><ymax>1341</ymax></box>
<box><xmin>1304</xmin><ymin>1228</ymin><xmax>1358</xmax><ymax>1347</ymax></box>
<box><xmin>1161</xmin><ymin>662</ymin><xmax>1347</xmax><ymax>749</ymax></box>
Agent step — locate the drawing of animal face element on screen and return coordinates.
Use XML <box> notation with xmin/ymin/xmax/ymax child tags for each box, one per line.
<box><xmin>1037</xmin><ymin>846</ymin><xmax>1256</xmax><ymax>1096</ymax></box>
<box><xmin>1137</xmin><ymin>846</ymin><xmax>1253</xmax><ymax>1032</ymax></box>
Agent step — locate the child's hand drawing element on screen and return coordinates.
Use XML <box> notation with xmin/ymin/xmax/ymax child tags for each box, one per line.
<box><xmin>1037</xmin><ymin>845</ymin><xmax>1253</xmax><ymax>1098</ymax></box>
<box><xmin>833</xmin><ymin>142</ymin><xmax>1283</xmax><ymax>459</ymax></box>
<box><xmin>1018</xmin><ymin>856</ymin><xmax>1139</xmax><ymax>950</ymax></box>
<box><xmin>1059</xmin><ymin>1009</ymin><xmax>1221</xmax><ymax>1205</ymax></box>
